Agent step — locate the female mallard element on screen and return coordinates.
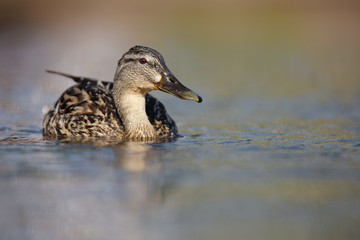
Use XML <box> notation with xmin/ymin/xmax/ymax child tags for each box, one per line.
<box><xmin>43</xmin><ymin>46</ymin><xmax>202</xmax><ymax>142</ymax></box>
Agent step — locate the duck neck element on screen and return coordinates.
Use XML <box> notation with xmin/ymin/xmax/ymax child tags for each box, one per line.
<box><xmin>113</xmin><ymin>83</ymin><xmax>157</xmax><ymax>141</ymax></box>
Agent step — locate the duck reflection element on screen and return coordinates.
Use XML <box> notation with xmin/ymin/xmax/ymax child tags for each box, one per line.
<box><xmin>112</xmin><ymin>142</ymin><xmax>159</xmax><ymax>172</ymax></box>
<box><xmin>111</xmin><ymin>142</ymin><xmax>172</xmax><ymax>207</ymax></box>
<box><xmin>0</xmin><ymin>138</ymin><xmax>181</xmax><ymax>239</ymax></box>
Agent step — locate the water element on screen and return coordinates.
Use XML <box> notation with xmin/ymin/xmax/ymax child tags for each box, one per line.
<box><xmin>1</xmin><ymin>1</ymin><xmax>360</xmax><ymax>240</ymax></box>
<box><xmin>1</xmin><ymin>97</ymin><xmax>360</xmax><ymax>240</ymax></box>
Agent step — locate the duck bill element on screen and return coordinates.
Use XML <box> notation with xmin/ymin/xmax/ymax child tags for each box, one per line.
<box><xmin>155</xmin><ymin>72</ymin><xmax>202</xmax><ymax>103</ymax></box>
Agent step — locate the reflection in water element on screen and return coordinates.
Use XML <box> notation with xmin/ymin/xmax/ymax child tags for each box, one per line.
<box><xmin>113</xmin><ymin>142</ymin><xmax>154</xmax><ymax>172</ymax></box>
<box><xmin>0</xmin><ymin>136</ymin><xmax>175</xmax><ymax>240</ymax></box>
<box><xmin>0</xmin><ymin>117</ymin><xmax>360</xmax><ymax>240</ymax></box>
<box><xmin>113</xmin><ymin>142</ymin><xmax>168</xmax><ymax>206</ymax></box>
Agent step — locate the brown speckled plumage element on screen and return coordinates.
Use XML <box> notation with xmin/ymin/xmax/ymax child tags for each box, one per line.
<box><xmin>43</xmin><ymin>46</ymin><xmax>202</xmax><ymax>142</ymax></box>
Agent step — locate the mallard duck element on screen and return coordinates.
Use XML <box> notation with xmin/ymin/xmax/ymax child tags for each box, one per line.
<box><xmin>43</xmin><ymin>46</ymin><xmax>202</xmax><ymax>142</ymax></box>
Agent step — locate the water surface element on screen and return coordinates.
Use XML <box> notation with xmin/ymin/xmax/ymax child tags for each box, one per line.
<box><xmin>1</xmin><ymin>97</ymin><xmax>360</xmax><ymax>240</ymax></box>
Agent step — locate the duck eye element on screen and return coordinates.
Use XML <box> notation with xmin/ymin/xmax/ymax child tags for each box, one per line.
<box><xmin>138</xmin><ymin>58</ymin><xmax>147</xmax><ymax>64</ymax></box>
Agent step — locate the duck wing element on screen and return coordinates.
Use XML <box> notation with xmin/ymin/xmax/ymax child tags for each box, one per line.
<box><xmin>146</xmin><ymin>94</ymin><xmax>178</xmax><ymax>139</ymax></box>
<box><xmin>43</xmin><ymin>71</ymin><xmax>122</xmax><ymax>139</ymax></box>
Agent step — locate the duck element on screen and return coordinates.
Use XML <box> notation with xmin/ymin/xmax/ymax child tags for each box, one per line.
<box><xmin>43</xmin><ymin>45</ymin><xmax>202</xmax><ymax>142</ymax></box>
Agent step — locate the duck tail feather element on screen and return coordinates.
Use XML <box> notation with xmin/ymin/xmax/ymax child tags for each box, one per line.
<box><xmin>46</xmin><ymin>70</ymin><xmax>86</xmax><ymax>83</ymax></box>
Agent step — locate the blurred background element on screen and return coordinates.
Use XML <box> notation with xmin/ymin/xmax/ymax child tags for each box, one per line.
<box><xmin>1</xmin><ymin>1</ymin><xmax>360</xmax><ymax>240</ymax></box>
<box><xmin>1</xmin><ymin>0</ymin><xmax>360</xmax><ymax>125</ymax></box>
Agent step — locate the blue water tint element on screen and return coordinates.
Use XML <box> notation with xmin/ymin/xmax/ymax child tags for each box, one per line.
<box><xmin>1</xmin><ymin>98</ymin><xmax>360</xmax><ymax>240</ymax></box>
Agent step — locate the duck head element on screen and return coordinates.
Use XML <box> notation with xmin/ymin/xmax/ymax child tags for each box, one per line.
<box><xmin>114</xmin><ymin>45</ymin><xmax>202</xmax><ymax>103</ymax></box>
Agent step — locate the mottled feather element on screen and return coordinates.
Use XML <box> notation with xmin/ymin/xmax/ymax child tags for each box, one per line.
<box><xmin>43</xmin><ymin>71</ymin><xmax>178</xmax><ymax>141</ymax></box>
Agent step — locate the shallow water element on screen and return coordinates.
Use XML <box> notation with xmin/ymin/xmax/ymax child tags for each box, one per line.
<box><xmin>1</xmin><ymin>1</ymin><xmax>360</xmax><ymax>239</ymax></box>
<box><xmin>1</xmin><ymin>97</ymin><xmax>360</xmax><ymax>240</ymax></box>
